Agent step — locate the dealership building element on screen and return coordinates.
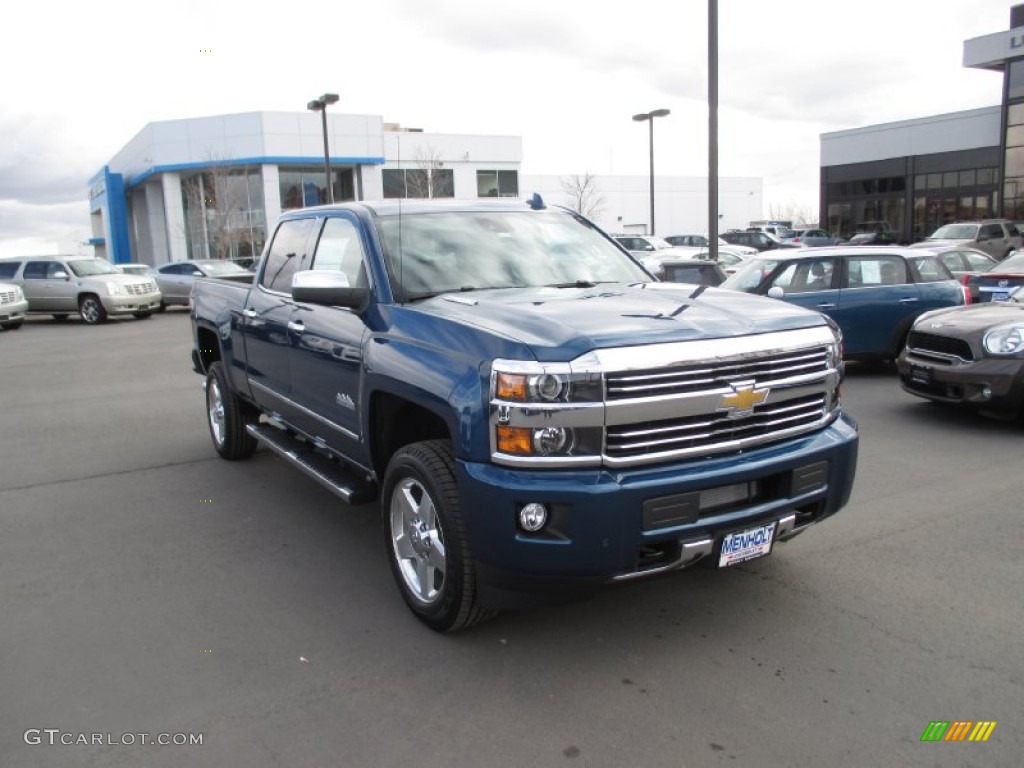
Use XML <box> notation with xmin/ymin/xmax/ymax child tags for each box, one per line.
<box><xmin>89</xmin><ymin>112</ymin><xmax>763</xmax><ymax>266</ymax></box>
<box><xmin>820</xmin><ymin>5</ymin><xmax>1024</xmax><ymax>242</ymax></box>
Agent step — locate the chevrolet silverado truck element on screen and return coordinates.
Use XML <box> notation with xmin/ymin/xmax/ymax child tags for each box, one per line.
<box><xmin>190</xmin><ymin>197</ymin><xmax>859</xmax><ymax>632</ymax></box>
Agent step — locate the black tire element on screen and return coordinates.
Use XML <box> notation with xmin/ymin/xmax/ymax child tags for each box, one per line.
<box><xmin>157</xmin><ymin>301</ymin><xmax>167</xmax><ymax>313</ymax></box>
<box><xmin>1</xmin><ymin>320</ymin><xmax>23</xmax><ymax>330</ymax></box>
<box><xmin>133</xmin><ymin>311</ymin><xmax>153</xmax><ymax>319</ymax></box>
<box><xmin>52</xmin><ymin>314</ymin><xmax>69</xmax><ymax>322</ymax></box>
<box><xmin>382</xmin><ymin>440</ymin><xmax>494</xmax><ymax>632</ymax></box>
<box><xmin>78</xmin><ymin>295</ymin><xmax>107</xmax><ymax>325</ymax></box>
<box><xmin>205</xmin><ymin>361</ymin><xmax>258</xmax><ymax>460</ymax></box>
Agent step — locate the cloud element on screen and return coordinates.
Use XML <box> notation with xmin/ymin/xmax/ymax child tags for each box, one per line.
<box><xmin>0</xmin><ymin>112</ymin><xmax>101</xmax><ymax>205</ymax></box>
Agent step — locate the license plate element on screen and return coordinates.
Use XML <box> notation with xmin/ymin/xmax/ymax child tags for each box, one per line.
<box><xmin>909</xmin><ymin>364</ymin><xmax>932</xmax><ymax>385</ymax></box>
<box><xmin>992</xmin><ymin>291</ymin><xmax>1009</xmax><ymax>302</ymax></box>
<box><xmin>719</xmin><ymin>522</ymin><xmax>776</xmax><ymax>567</ymax></box>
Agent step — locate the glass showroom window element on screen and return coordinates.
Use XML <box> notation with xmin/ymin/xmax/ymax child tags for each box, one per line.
<box><xmin>477</xmin><ymin>170</ymin><xmax>519</xmax><ymax>198</ymax></box>
<box><xmin>181</xmin><ymin>167</ymin><xmax>266</xmax><ymax>262</ymax></box>
<box><xmin>383</xmin><ymin>168</ymin><xmax>455</xmax><ymax>199</ymax></box>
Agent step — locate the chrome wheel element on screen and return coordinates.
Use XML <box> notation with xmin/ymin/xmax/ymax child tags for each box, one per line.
<box><xmin>389</xmin><ymin>476</ymin><xmax>447</xmax><ymax>605</ymax></box>
<box><xmin>207</xmin><ymin>378</ymin><xmax>226</xmax><ymax>447</ymax></box>
<box><xmin>79</xmin><ymin>296</ymin><xmax>105</xmax><ymax>324</ymax></box>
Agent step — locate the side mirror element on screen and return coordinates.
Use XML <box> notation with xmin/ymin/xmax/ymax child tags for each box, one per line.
<box><xmin>767</xmin><ymin>286</ymin><xmax>785</xmax><ymax>299</ymax></box>
<box><xmin>53</xmin><ymin>270</ymin><xmax>70</xmax><ymax>280</ymax></box>
<box><xmin>291</xmin><ymin>269</ymin><xmax>369</xmax><ymax>312</ymax></box>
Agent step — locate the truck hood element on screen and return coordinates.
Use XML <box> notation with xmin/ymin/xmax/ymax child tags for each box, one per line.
<box><xmin>416</xmin><ymin>282</ymin><xmax>827</xmax><ymax>361</ymax></box>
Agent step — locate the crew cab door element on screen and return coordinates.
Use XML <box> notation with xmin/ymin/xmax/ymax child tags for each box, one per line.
<box><xmin>286</xmin><ymin>214</ymin><xmax>371</xmax><ymax>466</ymax></box>
<box><xmin>243</xmin><ymin>216</ymin><xmax>316</xmax><ymax>420</ymax></box>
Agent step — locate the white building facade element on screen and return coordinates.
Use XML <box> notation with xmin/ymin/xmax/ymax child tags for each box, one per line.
<box><xmin>90</xmin><ymin>111</ymin><xmax>763</xmax><ymax>265</ymax></box>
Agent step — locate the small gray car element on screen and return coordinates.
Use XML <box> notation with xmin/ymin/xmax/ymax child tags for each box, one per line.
<box><xmin>153</xmin><ymin>259</ymin><xmax>252</xmax><ymax>309</ymax></box>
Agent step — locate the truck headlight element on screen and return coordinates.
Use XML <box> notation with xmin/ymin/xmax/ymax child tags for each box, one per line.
<box><xmin>983</xmin><ymin>323</ymin><xmax>1024</xmax><ymax>355</ymax></box>
<box><xmin>493</xmin><ymin>369</ymin><xmax>601</xmax><ymax>403</ymax></box>
<box><xmin>106</xmin><ymin>283</ymin><xmax>123</xmax><ymax>296</ymax></box>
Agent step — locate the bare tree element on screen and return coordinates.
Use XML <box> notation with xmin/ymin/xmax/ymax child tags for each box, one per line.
<box><xmin>767</xmin><ymin>201</ymin><xmax>817</xmax><ymax>228</ymax></box>
<box><xmin>560</xmin><ymin>173</ymin><xmax>605</xmax><ymax>220</ymax></box>
<box><xmin>405</xmin><ymin>144</ymin><xmax>452</xmax><ymax>199</ymax></box>
<box><xmin>181</xmin><ymin>156</ymin><xmax>256</xmax><ymax>259</ymax></box>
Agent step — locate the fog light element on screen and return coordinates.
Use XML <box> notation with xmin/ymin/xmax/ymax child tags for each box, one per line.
<box><xmin>518</xmin><ymin>503</ymin><xmax>548</xmax><ymax>532</ymax></box>
<box><xmin>533</xmin><ymin>427</ymin><xmax>570</xmax><ymax>455</ymax></box>
<box><xmin>981</xmin><ymin>386</ymin><xmax>992</xmax><ymax>400</ymax></box>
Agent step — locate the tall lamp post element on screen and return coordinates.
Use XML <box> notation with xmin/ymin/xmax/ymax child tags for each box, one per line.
<box><xmin>632</xmin><ymin>108</ymin><xmax>671</xmax><ymax>235</ymax></box>
<box><xmin>307</xmin><ymin>93</ymin><xmax>339</xmax><ymax>203</ymax></box>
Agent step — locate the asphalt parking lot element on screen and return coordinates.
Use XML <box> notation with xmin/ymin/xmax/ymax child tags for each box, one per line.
<box><xmin>2</xmin><ymin>311</ymin><xmax>1021</xmax><ymax>768</ymax></box>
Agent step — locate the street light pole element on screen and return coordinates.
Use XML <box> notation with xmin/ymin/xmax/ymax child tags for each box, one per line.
<box><xmin>633</xmin><ymin>108</ymin><xmax>670</xmax><ymax>235</ymax></box>
<box><xmin>307</xmin><ymin>93</ymin><xmax>339</xmax><ymax>203</ymax></box>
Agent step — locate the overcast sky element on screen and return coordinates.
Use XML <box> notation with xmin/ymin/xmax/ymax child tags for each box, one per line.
<box><xmin>0</xmin><ymin>0</ymin><xmax>1013</xmax><ymax>256</ymax></box>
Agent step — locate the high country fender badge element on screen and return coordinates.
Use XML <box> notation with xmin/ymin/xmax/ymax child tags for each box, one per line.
<box><xmin>718</xmin><ymin>382</ymin><xmax>769</xmax><ymax>418</ymax></box>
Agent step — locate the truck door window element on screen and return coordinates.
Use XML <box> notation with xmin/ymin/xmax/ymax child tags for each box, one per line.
<box><xmin>312</xmin><ymin>218</ymin><xmax>368</xmax><ymax>288</ymax></box>
<box><xmin>261</xmin><ymin>218</ymin><xmax>314</xmax><ymax>294</ymax></box>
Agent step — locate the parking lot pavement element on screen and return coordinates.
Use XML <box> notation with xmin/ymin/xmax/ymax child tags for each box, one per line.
<box><xmin>1</xmin><ymin>315</ymin><xmax>1021</xmax><ymax>767</ymax></box>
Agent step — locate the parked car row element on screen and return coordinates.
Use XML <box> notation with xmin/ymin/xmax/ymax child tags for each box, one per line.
<box><xmin>0</xmin><ymin>255</ymin><xmax>161</xmax><ymax>326</ymax></box>
<box><xmin>0</xmin><ymin>255</ymin><xmax>254</xmax><ymax>328</ymax></box>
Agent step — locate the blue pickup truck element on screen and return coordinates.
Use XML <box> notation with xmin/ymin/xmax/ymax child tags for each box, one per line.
<box><xmin>191</xmin><ymin>198</ymin><xmax>859</xmax><ymax>631</ymax></box>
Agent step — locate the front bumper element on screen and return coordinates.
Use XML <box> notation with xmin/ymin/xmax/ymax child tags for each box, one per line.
<box><xmin>0</xmin><ymin>299</ymin><xmax>29</xmax><ymax>322</ymax></box>
<box><xmin>100</xmin><ymin>292</ymin><xmax>162</xmax><ymax>315</ymax></box>
<box><xmin>898</xmin><ymin>350</ymin><xmax>1024</xmax><ymax>415</ymax></box>
<box><xmin>457</xmin><ymin>414</ymin><xmax>858</xmax><ymax>604</ymax></box>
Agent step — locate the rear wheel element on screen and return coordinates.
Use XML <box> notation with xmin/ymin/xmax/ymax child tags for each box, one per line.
<box><xmin>1</xmin><ymin>320</ymin><xmax>23</xmax><ymax>330</ymax></box>
<box><xmin>205</xmin><ymin>362</ymin><xmax>258</xmax><ymax>460</ymax></box>
<box><xmin>382</xmin><ymin>440</ymin><xmax>494</xmax><ymax>632</ymax></box>
<box><xmin>78</xmin><ymin>295</ymin><xmax>107</xmax><ymax>325</ymax></box>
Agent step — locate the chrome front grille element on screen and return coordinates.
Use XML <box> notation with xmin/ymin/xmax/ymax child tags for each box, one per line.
<box><xmin>124</xmin><ymin>281</ymin><xmax>154</xmax><ymax>296</ymax></box>
<box><xmin>606</xmin><ymin>347</ymin><xmax>830</xmax><ymax>400</ymax></box>
<box><xmin>0</xmin><ymin>290</ymin><xmax>17</xmax><ymax>304</ymax></box>
<box><xmin>596</xmin><ymin>327</ymin><xmax>840</xmax><ymax>467</ymax></box>
<box><xmin>607</xmin><ymin>394</ymin><xmax>827</xmax><ymax>460</ymax></box>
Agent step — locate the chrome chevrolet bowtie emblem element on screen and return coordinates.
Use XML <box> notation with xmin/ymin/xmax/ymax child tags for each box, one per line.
<box><xmin>718</xmin><ymin>383</ymin><xmax>769</xmax><ymax>418</ymax></box>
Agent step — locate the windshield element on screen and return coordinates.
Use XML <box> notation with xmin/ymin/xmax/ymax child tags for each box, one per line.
<box><xmin>929</xmin><ymin>224</ymin><xmax>979</xmax><ymax>240</ymax></box>
<box><xmin>721</xmin><ymin>257</ymin><xmax>782</xmax><ymax>292</ymax></box>
<box><xmin>67</xmin><ymin>258</ymin><xmax>121</xmax><ymax>277</ymax></box>
<box><xmin>376</xmin><ymin>210</ymin><xmax>649</xmax><ymax>300</ymax></box>
<box><xmin>202</xmin><ymin>261</ymin><xmax>249</xmax><ymax>276</ymax></box>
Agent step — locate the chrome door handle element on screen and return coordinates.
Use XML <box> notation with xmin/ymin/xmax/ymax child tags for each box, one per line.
<box><xmin>287</xmin><ymin>320</ymin><xmax>305</xmax><ymax>333</ymax></box>
<box><xmin>815</xmin><ymin>302</ymin><xmax>836</xmax><ymax>309</ymax></box>
<box><xmin>898</xmin><ymin>297</ymin><xmax>919</xmax><ymax>304</ymax></box>
<box><xmin>242</xmin><ymin>308</ymin><xmax>257</xmax><ymax>319</ymax></box>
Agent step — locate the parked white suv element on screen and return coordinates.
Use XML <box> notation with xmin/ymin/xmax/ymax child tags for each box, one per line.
<box><xmin>0</xmin><ymin>255</ymin><xmax>162</xmax><ymax>324</ymax></box>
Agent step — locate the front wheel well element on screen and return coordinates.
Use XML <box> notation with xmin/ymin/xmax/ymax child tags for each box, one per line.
<box><xmin>370</xmin><ymin>392</ymin><xmax>453</xmax><ymax>478</ymax></box>
<box><xmin>195</xmin><ymin>326</ymin><xmax>221</xmax><ymax>372</ymax></box>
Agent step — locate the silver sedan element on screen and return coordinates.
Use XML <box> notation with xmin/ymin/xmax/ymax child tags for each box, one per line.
<box><xmin>153</xmin><ymin>259</ymin><xmax>251</xmax><ymax>308</ymax></box>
